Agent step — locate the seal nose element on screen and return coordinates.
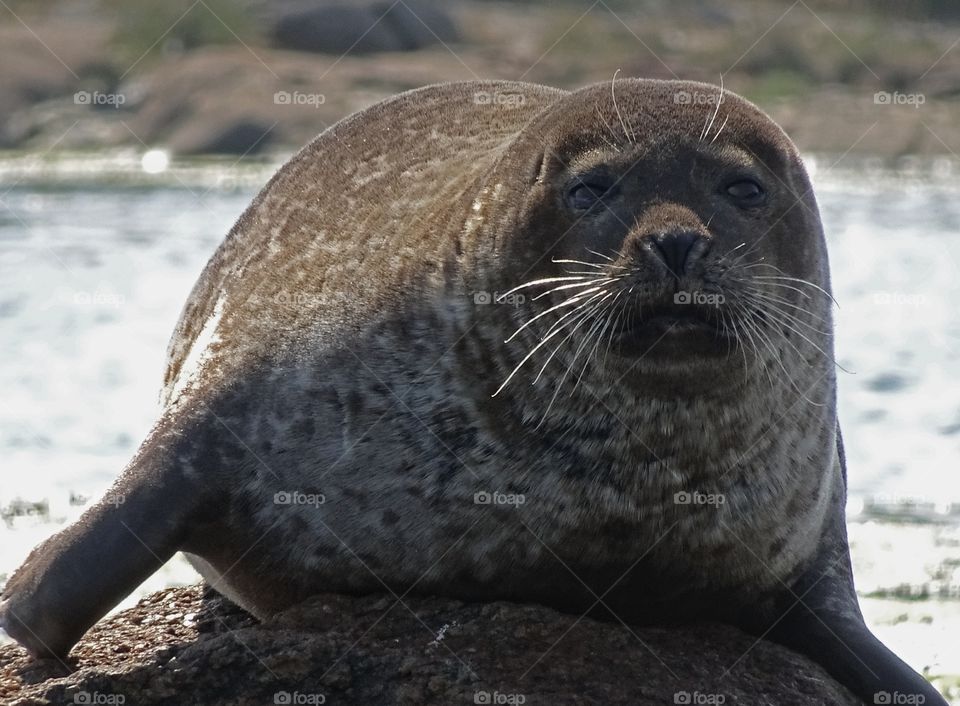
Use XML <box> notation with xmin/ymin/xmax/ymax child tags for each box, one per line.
<box><xmin>649</xmin><ymin>231</ymin><xmax>704</xmax><ymax>278</ymax></box>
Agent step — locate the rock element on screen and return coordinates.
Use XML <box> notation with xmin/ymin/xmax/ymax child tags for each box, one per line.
<box><xmin>0</xmin><ymin>584</ymin><xmax>860</xmax><ymax>705</ymax></box>
<box><xmin>270</xmin><ymin>2</ymin><xmax>458</xmax><ymax>55</ymax></box>
<box><xmin>116</xmin><ymin>45</ymin><xmax>484</xmax><ymax>156</ymax></box>
<box><xmin>272</xmin><ymin>4</ymin><xmax>404</xmax><ymax>55</ymax></box>
<box><xmin>170</xmin><ymin>118</ymin><xmax>277</xmax><ymax>156</ymax></box>
<box><xmin>0</xmin><ymin>18</ymin><xmax>112</xmax><ymax>148</ymax></box>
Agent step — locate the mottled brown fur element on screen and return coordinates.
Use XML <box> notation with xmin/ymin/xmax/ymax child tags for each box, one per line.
<box><xmin>1</xmin><ymin>80</ymin><xmax>945</xmax><ymax>705</ymax></box>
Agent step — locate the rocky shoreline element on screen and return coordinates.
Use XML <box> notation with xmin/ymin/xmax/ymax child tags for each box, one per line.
<box><xmin>1</xmin><ymin>1</ymin><xmax>959</xmax><ymax>158</ymax></box>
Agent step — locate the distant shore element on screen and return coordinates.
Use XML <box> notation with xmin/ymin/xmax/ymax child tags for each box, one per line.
<box><xmin>1</xmin><ymin>0</ymin><xmax>958</xmax><ymax>158</ymax></box>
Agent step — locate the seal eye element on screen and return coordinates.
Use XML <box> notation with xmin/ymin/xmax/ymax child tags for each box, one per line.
<box><xmin>567</xmin><ymin>180</ymin><xmax>613</xmax><ymax>211</ymax></box>
<box><xmin>725</xmin><ymin>179</ymin><xmax>766</xmax><ymax>207</ymax></box>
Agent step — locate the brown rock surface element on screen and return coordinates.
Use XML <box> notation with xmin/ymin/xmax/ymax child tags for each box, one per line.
<box><xmin>0</xmin><ymin>584</ymin><xmax>860</xmax><ymax>705</ymax></box>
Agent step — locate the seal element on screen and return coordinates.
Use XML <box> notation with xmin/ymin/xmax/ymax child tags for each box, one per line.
<box><xmin>0</xmin><ymin>79</ymin><xmax>945</xmax><ymax>705</ymax></box>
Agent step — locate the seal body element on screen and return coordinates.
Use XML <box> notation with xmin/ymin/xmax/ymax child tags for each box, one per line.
<box><xmin>1</xmin><ymin>79</ymin><xmax>945</xmax><ymax>705</ymax></box>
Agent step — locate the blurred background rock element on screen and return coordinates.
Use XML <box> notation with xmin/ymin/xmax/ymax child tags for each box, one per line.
<box><xmin>0</xmin><ymin>0</ymin><xmax>958</xmax><ymax>156</ymax></box>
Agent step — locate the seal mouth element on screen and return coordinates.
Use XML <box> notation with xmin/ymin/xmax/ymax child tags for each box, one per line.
<box><xmin>619</xmin><ymin>302</ymin><xmax>721</xmax><ymax>335</ymax></box>
<box><xmin>615</xmin><ymin>300</ymin><xmax>731</xmax><ymax>356</ymax></box>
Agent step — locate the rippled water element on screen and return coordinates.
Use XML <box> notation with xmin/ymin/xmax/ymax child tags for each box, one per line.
<box><xmin>0</xmin><ymin>154</ymin><xmax>958</xmax><ymax>687</ymax></box>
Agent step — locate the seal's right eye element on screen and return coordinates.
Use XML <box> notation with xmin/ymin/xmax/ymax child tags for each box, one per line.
<box><xmin>567</xmin><ymin>179</ymin><xmax>614</xmax><ymax>211</ymax></box>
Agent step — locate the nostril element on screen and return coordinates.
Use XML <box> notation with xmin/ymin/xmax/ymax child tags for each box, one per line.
<box><xmin>649</xmin><ymin>231</ymin><xmax>704</xmax><ymax>277</ymax></box>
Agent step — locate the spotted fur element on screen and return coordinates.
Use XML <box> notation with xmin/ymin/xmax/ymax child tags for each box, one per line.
<box><xmin>1</xmin><ymin>80</ymin><xmax>945</xmax><ymax>705</ymax></box>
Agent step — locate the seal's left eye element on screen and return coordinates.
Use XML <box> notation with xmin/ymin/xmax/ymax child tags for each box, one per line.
<box><xmin>567</xmin><ymin>180</ymin><xmax>612</xmax><ymax>210</ymax></box>
<box><xmin>725</xmin><ymin>179</ymin><xmax>766</xmax><ymax>207</ymax></box>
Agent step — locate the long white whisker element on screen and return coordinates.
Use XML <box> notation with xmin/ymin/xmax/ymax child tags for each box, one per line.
<box><xmin>533</xmin><ymin>301</ymin><xmax>607</xmax><ymax>384</ymax></box>
<box><xmin>576</xmin><ymin>290</ymin><xmax>624</xmax><ymax>389</ymax></box>
<box><xmin>497</xmin><ymin>275</ymin><xmax>592</xmax><ymax>298</ymax></box>
<box><xmin>700</xmin><ymin>75</ymin><xmax>724</xmax><ymax>142</ymax></box>
<box><xmin>531</xmin><ymin>279</ymin><xmax>616</xmax><ymax>301</ymax></box>
<box><xmin>710</xmin><ymin>114</ymin><xmax>729</xmax><ymax>144</ymax></box>
<box><xmin>742</xmin><ymin>304</ymin><xmax>829</xmax><ymax>407</ymax></box>
<box><xmin>552</xmin><ymin>258</ymin><xmax>627</xmax><ymax>271</ymax></box>
<box><xmin>594</xmin><ymin>104</ymin><xmax>624</xmax><ymax>153</ymax></box>
<box><xmin>506</xmin><ymin>286</ymin><xmax>609</xmax><ymax>342</ymax></box>
<box><xmin>738</xmin><ymin>304</ymin><xmax>780</xmax><ymax>391</ymax></box>
<box><xmin>603</xmin><ymin>289</ymin><xmax>631</xmax><ymax>364</ymax></box>
<box><xmin>492</xmin><ymin>325</ymin><xmax>570</xmax><ymax>397</ymax></box>
<box><xmin>735</xmin><ymin>287</ymin><xmax>832</xmax><ymax>330</ymax></box>
<box><xmin>586</xmin><ymin>248</ymin><xmax>616</xmax><ymax>262</ymax></box>
<box><xmin>538</xmin><ymin>297</ymin><xmax>614</xmax><ymax>423</ymax></box>
<box><xmin>734</xmin><ymin>289</ymin><xmax>848</xmax><ymax>374</ymax></box>
<box><xmin>610</xmin><ymin>69</ymin><xmax>635</xmax><ymax>144</ymax></box>
<box><xmin>751</xmin><ymin>274</ymin><xmax>838</xmax><ymax>307</ymax></box>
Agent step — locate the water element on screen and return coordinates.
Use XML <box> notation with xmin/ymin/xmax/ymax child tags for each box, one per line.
<box><xmin>0</xmin><ymin>153</ymin><xmax>958</xmax><ymax>691</ymax></box>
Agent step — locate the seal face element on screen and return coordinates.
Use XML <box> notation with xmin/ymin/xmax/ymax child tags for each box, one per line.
<box><xmin>0</xmin><ymin>79</ymin><xmax>946</xmax><ymax>705</ymax></box>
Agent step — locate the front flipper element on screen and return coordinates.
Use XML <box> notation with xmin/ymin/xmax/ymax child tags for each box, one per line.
<box><xmin>762</xmin><ymin>427</ymin><xmax>946</xmax><ymax>705</ymax></box>
<box><xmin>766</xmin><ymin>573</ymin><xmax>945</xmax><ymax>706</ymax></box>
<box><xmin>0</xmin><ymin>407</ymin><xmax>216</xmax><ymax>658</ymax></box>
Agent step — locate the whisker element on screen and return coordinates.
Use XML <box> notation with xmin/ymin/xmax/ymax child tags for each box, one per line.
<box><xmin>586</xmin><ymin>248</ymin><xmax>616</xmax><ymax>262</ymax></box>
<box><xmin>732</xmin><ymin>288</ymin><xmax>850</xmax><ymax>375</ymax></box>
<box><xmin>538</xmin><ymin>299</ymin><xmax>613</xmax><ymax>423</ymax></box>
<box><xmin>722</xmin><ymin>239</ymin><xmax>766</xmax><ymax>269</ymax></box>
<box><xmin>743</xmin><ymin>308</ymin><xmax>829</xmax><ymax>407</ymax></box>
<box><xmin>554</xmin><ymin>269</ymin><xmax>623</xmax><ymax>277</ymax></box>
<box><xmin>709</xmin><ymin>114</ymin><xmax>729</xmax><ymax>144</ymax></box>
<box><xmin>734</xmin><ymin>287</ymin><xmax>832</xmax><ymax>330</ymax></box>
<box><xmin>575</xmin><ymin>290</ymin><xmax>624</xmax><ymax>389</ymax></box>
<box><xmin>531</xmin><ymin>278</ymin><xmax>618</xmax><ymax>301</ymax></box>
<box><xmin>755</xmin><ymin>305</ymin><xmax>849</xmax><ymax>373</ymax></box>
<box><xmin>611</xmin><ymin>69</ymin><xmax>636</xmax><ymax>144</ymax></box>
<box><xmin>492</xmin><ymin>323</ymin><xmax>572</xmax><ymax>397</ymax></box>
<box><xmin>736</xmin><ymin>300</ymin><xmax>797</xmax><ymax>392</ymax></box>
<box><xmin>699</xmin><ymin>75</ymin><xmax>724</xmax><ymax>142</ymax></box>
<box><xmin>533</xmin><ymin>297</ymin><xmax>610</xmax><ymax>383</ymax></box>
<box><xmin>751</xmin><ymin>274</ymin><xmax>839</xmax><ymax>307</ymax></box>
<box><xmin>497</xmin><ymin>275</ymin><xmax>593</xmax><ymax>298</ymax></box>
<box><xmin>552</xmin><ymin>258</ymin><xmax>627</xmax><ymax>271</ymax></box>
<box><xmin>603</xmin><ymin>288</ymin><xmax>631</xmax><ymax>364</ymax></box>
<box><xmin>505</xmin><ymin>287</ymin><xmax>607</xmax><ymax>342</ymax></box>
<box><xmin>594</xmin><ymin>104</ymin><xmax>624</xmax><ymax>153</ymax></box>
